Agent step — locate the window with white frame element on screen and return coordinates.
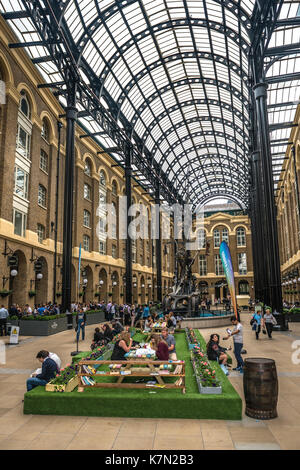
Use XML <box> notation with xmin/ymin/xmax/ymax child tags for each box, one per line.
<box><xmin>17</xmin><ymin>125</ymin><xmax>31</xmax><ymax>159</ymax></box>
<box><xmin>111</xmin><ymin>202</ymin><xmax>117</xmax><ymax>238</ymax></box>
<box><xmin>38</xmin><ymin>184</ymin><xmax>47</xmax><ymax>208</ymax></box>
<box><xmin>40</xmin><ymin>149</ymin><xmax>48</xmax><ymax>173</ymax></box>
<box><xmin>215</xmin><ymin>254</ymin><xmax>224</xmax><ymax>275</ymax></box>
<box><xmin>84</xmin><ymin>159</ymin><xmax>91</xmax><ymax>176</ymax></box>
<box><xmin>83</xmin><ymin>209</ymin><xmax>91</xmax><ymax>228</ymax></box>
<box><xmin>198</xmin><ymin>229</ymin><xmax>206</xmax><ymax>249</ymax></box>
<box><xmin>99</xmin><ymin>240</ymin><xmax>106</xmax><ymax>255</ymax></box>
<box><xmin>238</xmin><ymin>253</ymin><xmax>247</xmax><ymax>275</ymax></box>
<box><xmin>84</xmin><ymin>183</ymin><xmax>91</xmax><ymax>200</ymax></box>
<box><xmin>214</xmin><ymin>229</ymin><xmax>220</xmax><ymax>248</ymax></box>
<box><xmin>199</xmin><ymin>255</ymin><xmax>207</xmax><ymax>276</ymax></box>
<box><xmin>237</xmin><ymin>227</ymin><xmax>246</xmax><ymax>247</ymax></box>
<box><xmin>112</xmin><ymin>244</ymin><xmax>117</xmax><ymax>259</ymax></box>
<box><xmin>99</xmin><ymin>217</ymin><xmax>106</xmax><ymax>235</ymax></box>
<box><xmin>41</xmin><ymin>119</ymin><xmax>49</xmax><ymax>142</ymax></box>
<box><xmin>112</xmin><ymin>180</ymin><xmax>117</xmax><ymax>196</ymax></box>
<box><xmin>222</xmin><ymin>228</ymin><xmax>229</xmax><ymax>243</ymax></box>
<box><xmin>14</xmin><ymin>209</ymin><xmax>26</xmax><ymax>237</ymax></box>
<box><xmin>83</xmin><ymin>234</ymin><xmax>90</xmax><ymax>251</ymax></box>
<box><xmin>14</xmin><ymin>166</ymin><xmax>28</xmax><ymax>199</ymax></box>
<box><xmin>37</xmin><ymin>223</ymin><xmax>45</xmax><ymax>243</ymax></box>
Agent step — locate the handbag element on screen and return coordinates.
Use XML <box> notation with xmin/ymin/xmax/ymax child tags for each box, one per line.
<box><xmin>250</xmin><ymin>317</ymin><xmax>255</xmax><ymax>326</ymax></box>
<box><xmin>262</xmin><ymin>329</ymin><xmax>267</xmax><ymax>335</ymax></box>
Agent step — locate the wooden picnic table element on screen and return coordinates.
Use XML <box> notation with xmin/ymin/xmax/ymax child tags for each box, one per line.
<box><xmin>77</xmin><ymin>359</ymin><xmax>186</xmax><ymax>393</ymax></box>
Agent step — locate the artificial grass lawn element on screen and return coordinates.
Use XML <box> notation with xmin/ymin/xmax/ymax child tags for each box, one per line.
<box><xmin>23</xmin><ymin>331</ymin><xmax>242</xmax><ymax>420</ymax></box>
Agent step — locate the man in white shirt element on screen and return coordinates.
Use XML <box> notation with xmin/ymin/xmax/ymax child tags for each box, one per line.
<box><xmin>224</xmin><ymin>316</ymin><xmax>244</xmax><ymax>373</ymax></box>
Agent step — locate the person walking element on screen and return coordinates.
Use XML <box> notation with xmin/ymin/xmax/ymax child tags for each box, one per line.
<box><xmin>251</xmin><ymin>308</ymin><xmax>263</xmax><ymax>340</ymax></box>
<box><xmin>263</xmin><ymin>308</ymin><xmax>277</xmax><ymax>339</ymax></box>
<box><xmin>0</xmin><ymin>305</ymin><xmax>9</xmax><ymax>336</ymax></box>
<box><xmin>224</xmin><ymin>316</ymin><xmax>244</xmax><ymax>373</ymax></box>
<box><xmin>75</xmin><ymin>308</ymin><xmax>86</xmax><ymax>342</ymax></box>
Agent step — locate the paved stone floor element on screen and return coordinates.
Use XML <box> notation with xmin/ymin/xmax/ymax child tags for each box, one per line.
<box><xmin>0</xmin><ymin>313</ymin><xmax>300</xmax><ymax>450</ymax></box>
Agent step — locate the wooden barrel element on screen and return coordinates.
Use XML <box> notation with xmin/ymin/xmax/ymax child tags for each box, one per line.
<box><xmin>243</xmin><ymin>358</ymin><xmax>278</xmax><ymax>420</ymax></box>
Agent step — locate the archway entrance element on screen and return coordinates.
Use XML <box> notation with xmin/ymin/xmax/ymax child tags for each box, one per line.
<box><xmin>35</xmin><ymin>257</ymin><xmax>48</xmax><ymax>306</ymax></box>
<box><xmin>99</xmin><ymin>268</ymin><xmax>108</xmax><ymax>303</ymax></box>
<box><xmin>83</xmin><ymin>266</ymin><xmax>93</xmax><ymax>304</ymax></box>
<box><xmin>9</xmin><ymin>250</ymin><xmax>27</xmax><ymax>307</ymax></box>
<box><xmin>111</xmin><ymin>271</ymin><xmax>119</xmax><ymax>303</ymax></box>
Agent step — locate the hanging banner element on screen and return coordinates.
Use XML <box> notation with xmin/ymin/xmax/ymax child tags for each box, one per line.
<box><xmin>219</xmin><ymin>241</ymin><xmax>238</xmax><ymax>319</ymax></box>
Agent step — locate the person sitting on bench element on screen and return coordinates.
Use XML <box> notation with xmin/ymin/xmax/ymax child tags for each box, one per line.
<box><xmin>111</xmin><ymin>331</ymin><xmax>133</xmax><ymax>360</ymax></box>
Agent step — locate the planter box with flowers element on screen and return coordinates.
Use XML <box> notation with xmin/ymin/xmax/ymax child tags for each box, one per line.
<box><xmin>186</xmin><ymin>328</ymin><xmax>222</xmax><ymax>394</ymax></box>
<box><xmin>46</xmin><ymin>363</ymin><xmax>79</xmax><ymax>392</ymax></box>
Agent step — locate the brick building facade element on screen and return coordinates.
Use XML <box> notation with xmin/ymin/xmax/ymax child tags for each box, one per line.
<box><xmin>276</xmin><ymin>104</ymin><xmax>300</xmax><ymax>305</ymax></box>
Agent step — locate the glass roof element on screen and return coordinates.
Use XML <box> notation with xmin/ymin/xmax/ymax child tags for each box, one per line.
<box><xmin>1</xmin><ymin>0</ymin><xmax>299</xmax><ymax>209</ymax></box>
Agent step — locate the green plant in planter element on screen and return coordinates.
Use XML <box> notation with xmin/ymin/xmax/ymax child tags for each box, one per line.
<box><xmin>79</xmin><ymin>292</ymin><xmax>83</xmax><ymax>297</ymax></box>
<box><xmin>108</xmin><ymin>292</ymin><xmax>112</xmax><ymax>297</ymax></box>
<box><xmin>28</xmin><ymin>290</ymin><xmax>36</xmax><ymax>297</ymax></box>
<box><xmin>0</xmin><ymin>289</ymin><xmax>12</xmax><ymax>297</ymax></box>
<box><xmin>56</xmin><ymin>292</ymin><xmax>62</xmax><ymax>297</ymax></box>
<box><xmin>95</xmin><ymin>292</ymin><xmax>100</xmax><ymax>297</ymax></box>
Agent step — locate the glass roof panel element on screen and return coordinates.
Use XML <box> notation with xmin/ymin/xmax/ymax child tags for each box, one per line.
<box><xmin>1</xmin><ymin>0</ymin><xmax>298</xmax><ymax>207</ymax></box>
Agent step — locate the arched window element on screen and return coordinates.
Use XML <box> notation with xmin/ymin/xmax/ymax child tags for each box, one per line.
<box><xmin>83</xmin><ymin>209</ymin><xmax>91</xmax><ymax>228</ymax></box>
<box><xmin>198</xmin><ymin>229</ymin><xmax>206</xmax><ymax>249</ymax></box>
<box><xmin>99</xmin><ymin>170</ymin><xmax>106</xmax><ymax>187</ymax></box>
<box><xmin>112</xmin><ymin>180</ymin><xmax>118</xmax><ymax>196</ymax></box>
<box><xmin>38</xmin><ymin>184</ymin><xmax>47</xmax><ymax>208</ymax></box>
<box><xmin>17</xmin><ymin>92</ymin><xmax>32</xmax><ymax>159</ymax></box>
<box><xmin>111</xmin><ymin>202</ymin><xmax>117</xmax><ymax>239</ymax></box>
<box><xmin>20</xmin><ymin>94</ymin><xmax>30</xmax><ymax>119</ymax></box>
<box><xmin>84</xmin><ymin>159</ymin><xmax>91</xmax><ymax>176</ymax></box>
<box><xmin>237</xmin><ymin>227</ymin><xmax>246</xmax><ymax>247</ymax></box>
<box><xmin>214</xmin><ymin>229</ymin><xmax>220</xmax><ymax>248</ymax></box>
<box><xmin>41</xmin><ymin>119</ymin><xmax>50</xmax><ymax>142</ymax></box>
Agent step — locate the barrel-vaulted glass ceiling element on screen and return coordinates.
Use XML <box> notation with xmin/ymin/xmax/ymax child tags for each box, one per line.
<box><xmin>1</xmin><ymin>0</ymin><xmax>299</xmax><ymax>209</ymax></box>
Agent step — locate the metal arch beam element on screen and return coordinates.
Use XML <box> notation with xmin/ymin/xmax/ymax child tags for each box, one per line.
<box><xmin>195</xmin><ymin>188</ymin><xmax>248</xmax><ymax>208</ymax></box>
<box><xmin>17</xmin><ymin>0</ymin><xmax>184</xmax><ymax>206</ymax></box>
<box><xmin>116</xmin><ymin>51</ymin><xmax>248</xmax><ymax>109</ymax></box>
<box><xmin>169</xmin><ymin>161</ymin><xmax>248</xmax><ymax>186</ymax></box>
<box><xmin>130</xmin><ymin>78</ymin><xmax>248</xmax><ymax>128</ymax></box>
<box><xmin>175</xmin><ymin>170</ymin><xmax>248</xmax><ymax>191</ymax></box>
<box><xmin>158</xmin><ymin>143</ymin><xmax>246</xmax><ymax>178</ymax></box>
<box><xmin>150</xmin><ymin>119</ymin><xmax>248</xmax><ymax>167</ymax></box>
<box><xmin>77</xmin><ymin>18</ymin><xmax>250</xmax><ymax>78</ymax></box>
<box><xmin>195</xmin><ymin>193</ymin><xmax>246</xmax><ymax>211</ymax></box>
<box><xmin>152</xmin><ymin>127</ymin><xmax>247</xmax><ymax>160</ymax></box>
<box><xmin>146</xmin><ymin>117</ymin><xmax>248</xmax><ymax>164</ymax></box>
<box><xmin>75</xmin><ymin>0</ymin><xmax>251</xmax><ymax>56</ymax></box>
<box><xmin>140</xmin><ymin>97</ymin><xmax>249</xmax><ymax>146</ymax></box>
<box><xmin>97</xmin><ymin>19</ymin><xmax>250</xmax><ymax>86</ymax></box>
<box><xmin>169</xmin><ymin>150</ymin><xmax>245</xmax><ymax>174</ymax></box>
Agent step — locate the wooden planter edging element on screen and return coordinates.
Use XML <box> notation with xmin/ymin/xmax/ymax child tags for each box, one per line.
<box><xmin>46</xmin><ymin>376</ymin><xmax>79</xmax><ymax>393</ymax></box>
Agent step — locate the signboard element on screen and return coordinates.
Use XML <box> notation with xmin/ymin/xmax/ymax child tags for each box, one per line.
<box><xmin>10</xmin><ymin>326</ymin><xmax>19</xmax><ymax>344</ymax></box>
